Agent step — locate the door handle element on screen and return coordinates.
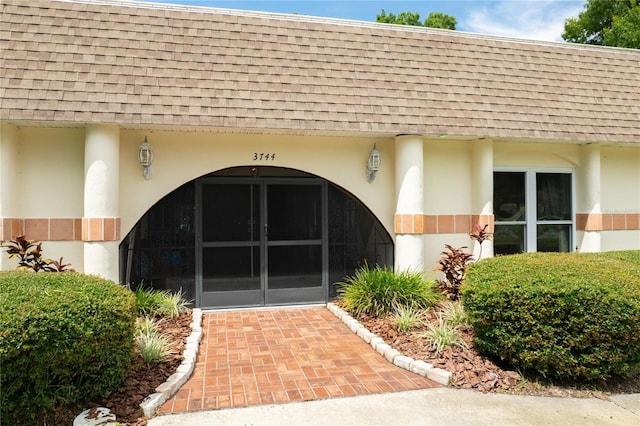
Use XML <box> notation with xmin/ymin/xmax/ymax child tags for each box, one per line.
<box><xmin>264</xmin><ymin>223</ymin><xmax>268</xmax><ymax>237</ymax></box>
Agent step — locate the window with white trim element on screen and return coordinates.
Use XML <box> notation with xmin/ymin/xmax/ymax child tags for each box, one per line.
<box><xmin>493</xmin><ymin>170</ymin><xmax>574</xmax><ymax>255</ymax></box>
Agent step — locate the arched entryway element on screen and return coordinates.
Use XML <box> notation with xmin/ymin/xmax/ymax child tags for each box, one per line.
<box><xmin>119</xmin><ymin>167</ymin><xmax>393</xmax><ymax>308</ymax></box>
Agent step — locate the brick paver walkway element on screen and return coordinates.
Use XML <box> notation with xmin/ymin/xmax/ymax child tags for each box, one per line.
<box><xmin>158</xmin><ymin>306</ymin><xmax>439</xmax><ymax>414</ymax></box>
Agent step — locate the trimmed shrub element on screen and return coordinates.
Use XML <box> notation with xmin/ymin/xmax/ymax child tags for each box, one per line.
<box><xmin>0</xmin><ymin>271</ymin><xmax>137</xmax><ymax>423</ymax></box>
<box><xmin>462</xmin><ymin>251</ymin><xmax>640</xmax><ymax>381</ymax></box>
<box><xmin>338</xmin><ymin>265</ymin><xmax>441</xmax><ymax>316</ymax></box>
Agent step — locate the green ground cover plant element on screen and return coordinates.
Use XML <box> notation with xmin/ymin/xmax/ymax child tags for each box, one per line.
<box><xmin>0</xmin><ymin>271</ymin><xmax>137</xmax><ymax>424</ymax></box>
<box><xmin>133</xmin><ymin>285</ymin><xmax>191</xmax><ymax>317</ymax></box>
<box><xmin>392</xmin><ymin>305</ymin><xmax>422</xmax><ymax>332</ymax></box>
<box><xmin>337</xmin><ymin>265</ymin><xmax>441</xmax><ymax>316</ymax></box>
<box><xmin>135</xmin><ymin>327</ymin><xmax>174</xmax><ymax>363</ymax></box>
<box><xmin>440</xmin><ymin>301</ymin><xmax>470</xmax><ymax>328</ymax></box>
<box><xmin>462</xmin><ymin>251</ymin><xmax>640</xmax><ymax>381</ymax></box>
<box><xmin>421</xmin><ymin>315</ymin><xmax>467</xmax><ymax>353</ymax></box>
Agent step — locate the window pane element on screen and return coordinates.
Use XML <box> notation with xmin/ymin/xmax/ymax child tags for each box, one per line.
<box><xmin>202</xmin><ymin>246</ymin><xmax>260</xmax><ymax>291</ymax></box>
<box><xmin>268</xmin><ymin>184</ymin><xmax>321</xmax><ymax>241</ymax></box>
<box><xmin>202</xmin><ymin>184</ymin><xmax>260</xmax><ymax>242</ymax></box>
<box><xmin>494</xmin><ymin>172</ymin><xmax>526</xmax><ymax>222</ymax></box>
<box><xmin>537</xmin><ymin>224</ymin><xmax>571</xmax><ymax>252</ymax></box>
<box><xmin>268</xmin><ymin>245</ymin><xmax>322</xmax><ymax>289</ymax></box>
<box><xmin>536</xmin><ymin>173</ymin><xmax>572</xmax><ymax>221</ymax></box>
<box><xmin>494</xmin><ymin>224</ymin><xmax>525</xmax><ymax>255</ymax></box>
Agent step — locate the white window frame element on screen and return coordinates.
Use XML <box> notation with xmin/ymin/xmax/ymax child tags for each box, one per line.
<box><xmin>494</xmin><ymin>167</ymin><xmax>576</xmax><ymax>253</ymax></box>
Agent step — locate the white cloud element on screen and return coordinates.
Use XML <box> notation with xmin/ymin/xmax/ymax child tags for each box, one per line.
<box><xmin>460</xmin><ymin>0</ymin><xmax>584</xmax><ymax>42</ymax></box>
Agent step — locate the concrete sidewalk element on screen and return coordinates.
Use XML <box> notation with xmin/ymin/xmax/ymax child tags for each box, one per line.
<box><xmin>148</xmin><ymin>387</ymin><xmax>640</xmax><ymax>426</ymax></box>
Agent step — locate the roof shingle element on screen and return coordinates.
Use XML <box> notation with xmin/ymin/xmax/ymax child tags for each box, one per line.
<box><xmin>1</xmin><ymin>0</ymin><xmax>639</xmax><ymax>143</ymax></box>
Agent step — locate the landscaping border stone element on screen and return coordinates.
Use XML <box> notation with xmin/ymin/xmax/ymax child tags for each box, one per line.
<box><xmin>326</xmin><ymin>302</ymin><xmax>452</xmax><ymax>386</ymax></box>
<box><xmin>139</xmin><ymin>308</ymin><xmax>203</xmax><ymax>417</ymax></box>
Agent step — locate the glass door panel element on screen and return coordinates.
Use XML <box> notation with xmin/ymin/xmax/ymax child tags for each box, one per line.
<box><xmin>198</xmin><ymin>179</ymin><xmax>326</xmax><ymax>308</ymax></box>
<box><xmin>202</xmin><ymin>246</ymin><xmax>260</xmax><ymax>292</ymax></box>
<box><xmin>494</xmin><ymin>172</ymin><xmax>526</xmax><ymax>255</ymax></box>
<box><xmin>265</xmin><ymin>183</ymin><xmax>325</xmax><ymax>304</ymax></box>
<box><xmin>267</xmin><ymin>245</ymin><xmax>322</xmax><ymax>289</ymax></box>
<box><xmin>199</xmin><ymin>182</ymin><xmax>262</xmax><ymax>308</ymax></box>
<box><xmin>202</xmin><ymin>184</ymin><xmax>259</xmax><ymax>242</ymax></box>
<box><xmin>267</xmin><ymin>184</ymin><xmax>322</xmax><ymax>240</ymax></box>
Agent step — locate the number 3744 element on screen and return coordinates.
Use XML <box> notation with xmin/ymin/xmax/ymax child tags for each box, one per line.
<box><xmin>253</xmin><ymin>153</ymin><xmax>276</xmax><ymax>161</ymax></box>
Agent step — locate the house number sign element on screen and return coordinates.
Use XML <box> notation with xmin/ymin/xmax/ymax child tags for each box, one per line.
<box><xmin>253</xmin><ymin>153</ymin><xmax>276</xmax><ymax>161</ymax></box>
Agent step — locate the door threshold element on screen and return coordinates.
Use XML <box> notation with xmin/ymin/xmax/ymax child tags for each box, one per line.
<box><xmin>200</xmin><ymin>303</ymin><xmax>327</xmax><ymax>312</ymax></box>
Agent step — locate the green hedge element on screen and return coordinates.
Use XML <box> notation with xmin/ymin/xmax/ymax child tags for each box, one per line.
<box><xmin>0</xmin><ymin>271</ymin><xmax>137</xmax><ymax>423</ymax></box>
<box><xmin>462</xmin><ymin>251</ymin><xmax>640</xmax><ymax>381</ymax></box>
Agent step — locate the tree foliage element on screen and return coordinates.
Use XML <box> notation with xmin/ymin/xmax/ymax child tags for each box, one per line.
<box><xmin>562</xmin><ymin>0</ymin><xmax>640</xmax><ymax>48</ymax></box>
<box><xmin>424</xmin><ymin>12</ymin><xmax>457</xmax><ymax>30</ymax></box>
<box><xmin>377</xmin><ymin>9</ymin><xmax>457</xmax><ymax>30</ymax></box>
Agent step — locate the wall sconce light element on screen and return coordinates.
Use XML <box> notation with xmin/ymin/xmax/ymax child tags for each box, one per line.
<box><xmin>367</xmin><ymin>144</ymin><xmax>381</xmax><ymax>183</ymax></box>
<box><xmin>138</xmin><ymin>136</ymin><xmax>153</xmax><ymax>180</ymax></box>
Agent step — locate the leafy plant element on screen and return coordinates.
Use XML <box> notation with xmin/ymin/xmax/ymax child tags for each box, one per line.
<box><xmin>422</xmin><ymin>316</ymin><xmax>467</xmax><ymax>353</ymax></box>
<box><xmin>135</xmin><ymin>315</ymin><xmax>161</xmax><ymax>336</ymax></box>
<box><xmin>135</xmin><ymin>329</ymin><xmax>173</xmax><ymax>364</ymax></box>
<box><xmin>46</xmin><ymin>257</ymin><xmax>74</xmax><ymax>272</ymax></box>
<box><xmin>132</xmin><ymin>285</ymin><xmax>166</xmax><ymax>316</ymax></box>
<box><xmin>0</xmin><ymin>235</ymin><xmax>73</xmax><ymax>272</ymax></box>
<box><xmin>469</xmin><ymin>223</ymin><xmax>493</xmax><ymax>259</ymax></box>
<box><xmin>157</xmin><ymin>288</ymin><xmax>191</xmax><ymax>317</ymax></box>
<box><xmin>132</xmin><ymin>285</ymin><xmax>191</xmax><ymax>317</ymax></box>
<box><xmin>435</xmin><ymin>244</ymin><xmax>474</xmax><ymax>301</ymax></box>
<box><xmin>392</xmin><ymin>305</ymin><xmax>422</xmax><ymax>333</ymax></box>
<box><xmin>338</xmin><ymin>265</ymin><xmax>441</xmax><ymax>317</ymax></box>
<box><xmin>440</xmin><ymin>301</ymin><xmax>470</xmax><ymax>328</ymax></box>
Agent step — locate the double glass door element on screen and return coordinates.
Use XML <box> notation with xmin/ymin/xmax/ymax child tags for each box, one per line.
<box><xmin>197</xmin><ymin>178</ymin><xmax>327</xmax><ymax>308</ymax></box>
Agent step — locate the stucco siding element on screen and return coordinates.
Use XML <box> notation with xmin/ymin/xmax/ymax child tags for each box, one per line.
<box><xmin>423</xmin><ymin>139</ymin><xmax>473</xmax><ymax>215</ymax></box>
<box><xmin>601</xmin><ymin>146</ymin><xmax>640</xmax><ymax>212</ymax></box>
<box><xmin>118</xmin><ymin>131</ymin><xmax>396</xmax><ymax>239</ymax></box>
<box><xmin>494</xmin><ymin>141</ymin><xmax>579</xmax><ymax>169</ymax></box>
<box><xmin>17</xmin><ymin>127</ymin><xmax>84</xmax><ymax>217</ymax></box>
<box><xmin>0</xmin><ymin>123</ymin><xmax>19</xmax><ymax>218</ymax></box>
<box><xmin>601</xmin><ymin>231</ymin><xmax>640</xmax><ymax>251</ymax></box>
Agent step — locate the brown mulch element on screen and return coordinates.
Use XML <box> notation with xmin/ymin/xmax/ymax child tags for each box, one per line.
<box><xmin>354</xmin><ymin>304</ymin><xmax>640</xmax><ymax>399</ymax></box>
<box><xmin>95</xmin><ymin>311</ymin><xmax>194</xmax><ymax>425</ymax></box>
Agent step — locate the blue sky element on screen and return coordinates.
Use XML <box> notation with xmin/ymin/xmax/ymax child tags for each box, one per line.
<box><xmin>131</xmin><ymin>0</ymin><xmax>586</xmax><ymax>42</ymax></box>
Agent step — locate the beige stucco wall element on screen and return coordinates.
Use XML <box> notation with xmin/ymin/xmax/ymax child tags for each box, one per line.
<box><xmin>601</xmin><ymin>146</ymin><xmax>640</xmax><ymax>250</ymax></box>
<box><xmin>0</xmin><ymin>123</ymin><xmax>19</xmax><ymax>218</ymax></box>
<box><xmin>0</xmin><ymin>126</ymin><xmax>85</xmax><ymax>270</ymax></box>
<box><xmin>1</xmin><ymin>123</ymin><xmax>19</xmax><ymax>270</ymax></box>
<box><xmin>118</xmin><ymin>130</ymin><xmax>396</xmax><ymax>239</ymax></box>
<box><xmin>601</xmin><ymin>146</ymin><xmax>640</xmax><ymax>212</ymax></box>
<box><xmin>424</xmin><ymin>139</ymin><xmax>473</xmax><ymax>215</ymax></box>
<box><xmin>13</xmin><ymin>127</ymin><xmax>85</xmax><ymax>217</ymax></box>
<box><xmin>494</xmin><ymin>142</ymin><xmax>580</xmax><ymax>169</ymax></box>
<box><xmin>422</xmin><ymin>139</ymin><xmax>474</xmax><ymax>275</ymax></box>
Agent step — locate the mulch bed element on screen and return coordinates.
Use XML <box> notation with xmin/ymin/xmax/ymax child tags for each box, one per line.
<box><xmin>354</xmin><ymin>306</ymin><xmax>640</xmax><ymax>399</ymax></box>
<box><xmin>94</xmin><ymin>312</ymin><xmax>193</xmax><ymax>425</ymax></box>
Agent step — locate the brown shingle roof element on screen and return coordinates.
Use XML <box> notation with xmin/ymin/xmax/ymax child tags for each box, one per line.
<box><xmin>1</xmin><ymin>0</ymin><xmax>639</xmax><ymax>143</ymax></box>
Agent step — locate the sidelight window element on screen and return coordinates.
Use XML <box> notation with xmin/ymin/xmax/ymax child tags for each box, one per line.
<box><xmin>493</xmin><ymin>169</ymin><xmax>573</xmax><ymax>255</ymax></box>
